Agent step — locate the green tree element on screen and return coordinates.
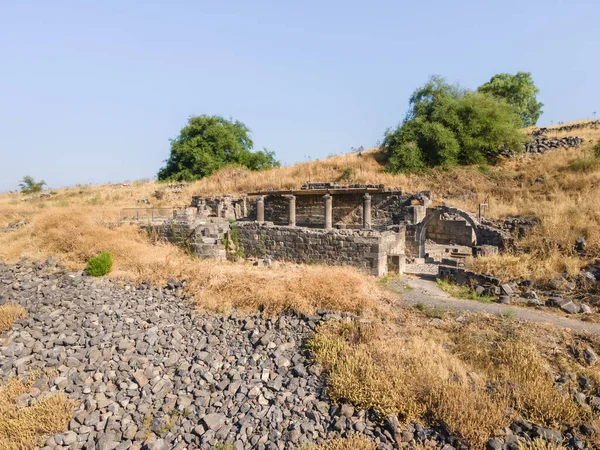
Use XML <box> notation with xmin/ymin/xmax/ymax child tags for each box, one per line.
<box><xmin>383</xmin><ymin>76</ymin><xmax>524</xmax><ymax>173</ymax></box>
<box><xmin>19</xmin><ymin>175</ymin><xmax>46</xmax><ymax>194</ymax></box>
<box><xmin>157</xmin><ymin>115</ymin><xmax>279</xmax><ymax>181</ymax></box>
<box><xmin>478</xmin><ymin>72</ymin><xmax>543</xmax><ymax>127</ymax></box>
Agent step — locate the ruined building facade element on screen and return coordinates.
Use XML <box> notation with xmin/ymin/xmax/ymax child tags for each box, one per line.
<box><xmin>154</xmin><ymin>182</ymin><xmax>513</xmax><ymax>276</ymax></box>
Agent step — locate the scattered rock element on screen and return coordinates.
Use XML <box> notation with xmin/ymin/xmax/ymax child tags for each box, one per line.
<box><xmin>584</xmin><ymin>348</ymin><xmax>598</xmax><ymax>366</ymax></box>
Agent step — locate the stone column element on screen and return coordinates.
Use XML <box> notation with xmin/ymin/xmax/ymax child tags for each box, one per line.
<box><xmin>363</xmin><ymin>193</ymin><xmax>372</xmax><ymax>230</ymax></box>
<box><xmin>216</xmin><ymin>199</ymin><xmax>222</xmax><ymax>218</ymax></box>
<box><xmin>257</xmin><ymin>196</ymin><xmax>265</xmax><ymax>223</ymax></box>
<box><xmin>287</xmin><ymin>195</ymin><xmax>296</xmax><ymax>226</ymax></box>
<box><xmin>242</xmin><ymin>197</ymin><xmax>248</xmax><ymax>217</ymax></box>
<box><xmin>323</xmin><ymin>194</ymin><xmax>332</xmax><ymax>230</ymax></box>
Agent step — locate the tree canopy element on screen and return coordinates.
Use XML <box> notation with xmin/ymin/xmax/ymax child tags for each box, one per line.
<box><xmin>383</xmin><ymin>76</ymin><xmax>525</xmax><ymax>173</ymax></box>
<box><xmin>157</xmin><ymin>115</ymin><xmax>279</xmax><ymax>182</ymax></box>
<box><xmin>478</xmin><ymin>72</ymin><xmax>543</xmax><ymax>127</ymax></box>
<box><xmin>19</xmin><ymin>175</ymin><xmax>46</xmax><ymax>194</ymax></box>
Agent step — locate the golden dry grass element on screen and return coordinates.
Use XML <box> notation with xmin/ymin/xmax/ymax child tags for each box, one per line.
<box><xmin>0</xmin><ymin>375</ymin><xmax>75</xmax><ymax>450</ymax></box>
<box><xmin>0</xmin><ymin>207</ymin><xmax>379</xmax><ymax>315</ymax></box>
<box><xmin>308</xmin><ymin>309</ymin><xmax>600</xmax><ymax>448</ymax></box>
<box><xmin>0</xmin><ymin>304</ymin><xmax>26</xmax><ymax>333</ymax></box>
<box><xmin>518</xmin><ymin>438</ymin><xmax>567</xmax><ymax>450</ymax></box>
<box><xmin>1</xmin><ymin>119</ymin><xmax>599</xmax><ymax>298</ymax></box>
<box><xmin>310</xmin><ymin>435</ymin><xmax>376</xmax><ymax>450</ymax></box>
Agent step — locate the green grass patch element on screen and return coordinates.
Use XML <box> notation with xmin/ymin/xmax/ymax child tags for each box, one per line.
<box><xmin>436</xmin><ymin>278</ymin><xmax>494</xmax><ymax>304</ymax></box>
<box><xmin>415</xmin><ymin>302</ymin><xmax>446</xmax><ymax>319</ymax></box>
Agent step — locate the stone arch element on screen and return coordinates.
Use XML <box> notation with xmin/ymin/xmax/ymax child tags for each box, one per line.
<box><xmin>416</xmin><ymin>206</ymin><xmax>481</xmax><ymax>258</ymax></box>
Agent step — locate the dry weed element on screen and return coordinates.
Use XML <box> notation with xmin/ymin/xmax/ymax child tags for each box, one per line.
<box><xmin>0</xmin><ymin>208</ymin><xmax>379</xmax><ymax>315</ymax></box>
<box><xmin>308</xmin><ymin>321</ymin><xmax>512</xmax><ymax>448</ymax></box>
<box><xmin>309</xmin><ymin>312</ymin><xmax>596</xmax><ymax>448</ymax></box>
<box><xmin>0</xmin><ymin>304</ymin><xmax>26</xmax><ymax>333</ymax></box>
<box><xmin>309</xmin><ymin>434</ymin><xmax>377</xmax><ymax>450</ymax></box>
<box><xmin>0</xmin><ymin>375</ymin><xmax>75</xmax><ymax>450</ymax></box>
<box><xmin>518</xmin><ymin>438</ymin><xmax>567</xmax><ymax>450</ymax></box>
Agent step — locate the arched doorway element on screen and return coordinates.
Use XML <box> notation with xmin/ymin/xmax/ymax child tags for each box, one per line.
<box><xmin>416</xmin><ymin>206</ymin><xmax>481</xmax><ymax>258</ymax></box>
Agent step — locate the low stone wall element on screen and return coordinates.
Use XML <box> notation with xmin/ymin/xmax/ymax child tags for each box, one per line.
<box><xmin>438</xmin><ymin>265</ymin><xmax>501</xmax><ymax>287</ymax></box>
<box><xmin>523</xmin><ymin>136</ymin><xmax>583</xmax><ymax>154</ymax></box>
<box><xmin>236</xmin><ymin>222</ymin><xmax>405</xmax><ymax>276</ymax></box>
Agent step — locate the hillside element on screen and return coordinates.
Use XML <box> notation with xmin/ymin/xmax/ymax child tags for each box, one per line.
<box><xmin>1</xmin><ymin>119</ymin><xmax>599</xmax><ymax>284</ymax></box>
<box><xmin>2</xmin><ymin>119</ymin><xmax>600</xmax><ymax>449</ymax></box>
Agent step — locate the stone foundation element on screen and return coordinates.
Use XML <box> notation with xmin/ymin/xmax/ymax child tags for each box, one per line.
<box><xmin>236</xmin><ymin>222</ymin><xmax>405</xmax><ymax>276</ymax></box>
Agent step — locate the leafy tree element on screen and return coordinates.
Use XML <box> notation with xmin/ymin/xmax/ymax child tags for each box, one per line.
<box><xmin>158</xmin><ymin>115</ymin><xmax>279</xmax><ymax>181</ymax></box>
<box><xmin>19</xmin><ymin>175</ymin><xmax>46</xmax><ymax>194</ymax></box>
<box><xmin>478</xmin><ymin>72</ymin><xmax>543</xmax><ymax>127</ymax></box>
<box><xmin>384</xmin><ymin>76</ymin><xmax>524</xmax><ymax>173</ymax></box>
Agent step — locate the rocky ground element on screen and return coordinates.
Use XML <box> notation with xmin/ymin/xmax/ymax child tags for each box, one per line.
<box><xmin>3</xmin><ymin>260</ymin><xmax>596</xmax><ymax>450</ymax></box>
<box><xmin>0</xmin><ymin>260</ymin><xmax>450</xmax><ymax>450</ymax></box>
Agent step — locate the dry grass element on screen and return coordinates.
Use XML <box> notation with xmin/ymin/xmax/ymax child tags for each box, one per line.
<box><xmin>309</xmin><ymin>435</ymin><xmax>377</xmax><ymax>450</ymax></box>
<box><xmin>0</xmin><ymin>207</ymin><xmax>379</xmax><ymax>315</ymax></box>
<box><xmin>1</xmin><ymin>119</ymin><xmax>600</xmax><ymax>302</ymax></box>
<box><xmin>0</xmin><ymin>304</ymin><xmax>26</xmax><ymax>333</ymax></box>
<box><xmin>0</xmin><ymin>375</ymin><xmax>75</xmax><ymax>450</ymax></box>
<box><xmin>518</xmin><ymin>438</ymin><xmax>567</xmax><ymax>450</ymax></box>
<box><xmin>308</xmin><ymin>309</ymin><xmax>600</xmax><ymax>448</ymax></box>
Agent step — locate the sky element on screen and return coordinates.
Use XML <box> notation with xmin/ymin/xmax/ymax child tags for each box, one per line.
<box><xmin>1</xmin><ymin>0</ymin><xmax>599</xmax><ymax>192</ymax></box>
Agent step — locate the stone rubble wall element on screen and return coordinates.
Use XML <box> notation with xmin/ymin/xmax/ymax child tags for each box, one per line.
<box><xmin>153</xmin><ymin>210</ymin><xmax>230</xmax><ymax>261</ymax></box>
<box><xmin>523</xmin><ymin>136</ymin><xmax>583</xmax><ymax>154</ymax></box>
<box><xmin>236</xmin><ymin>222</ymin><xmax>405</xmax><ymax>276</ymax></box>
<box><xmin>191</xmin><ymin>195</ymin><xmax>250</xmax><ymax>220</ymax></box>
<box><xmin>531</xmin><ymin>120</ymin><xmax>599</xmax><ymax>136</ymax></box>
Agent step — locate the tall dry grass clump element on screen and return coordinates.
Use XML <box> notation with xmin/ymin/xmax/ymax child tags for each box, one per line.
<box><xmin>0</xmin><ymin>304</ymin><xmax>26</xmax><ymax>333</ymax></box>
<box><xmin>307</xmin><ymin>321</ymin><xmax>511</xmax><ymax>448</ymax></box>
<box><xmin>310</xmin><ymin>435</ymin><xmax>377</xmax><ymax>450</ymax></box>
<box><xmin>308</xmin><ymin>314</ymin><xmax>594</xmax><ymax>448</ymax></box>
<box><xmin>0</xmin><ymin>207</ymin><xmax>379</xmax><ymax>315</ymax></box>
<box><xmin>0</xmin><ymin>375</ymin><xmax>75</xmax><ymax>450</ymax></box>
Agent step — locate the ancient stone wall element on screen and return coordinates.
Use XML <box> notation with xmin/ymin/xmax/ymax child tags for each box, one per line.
<box><xmin>477</xmin><ymin>225</ymin><xmax>513</xmax><ymax>250</ymax></box>
<box><xmin>191</xmin><ymin>195</ymin><xmax>249</xmax><ymax>220</ymax></box>
<box><xmin>425</xmin><ymin>217</ymin><xmax>475</xmax><ymax>246</ymax></box>
<box><xmin>153</xmin><ymin>210</ymin><xmax>230</xmax><ymax>261</ymax></box>
<box><xmin>236</xmin><ymin>222</ymin><xmax>405</xmax><ymax>276</ymax></box>
<box><xmin>263</xmin><ymin>192</ymin><xmax>430</xmax><ymax>228</ymax></box>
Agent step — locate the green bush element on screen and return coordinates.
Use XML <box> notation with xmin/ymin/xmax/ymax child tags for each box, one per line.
<box><xmin>19</xmin><ymin>175</ymin><xmax>46</xmax><ymax>194</ymax></box>
<box><xmin>85</xmin><ymin>252</ymin><xmax>113</xmax><ymax>277</ymax></box>
<box><xmin>383</xmin><ymin>75</ymin><xmax>525</xmax><ymax>173</ymax></box>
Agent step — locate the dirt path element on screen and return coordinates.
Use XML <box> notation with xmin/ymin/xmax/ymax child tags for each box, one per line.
<box><xmin>390</xmin><ymin>275</ymin><xmax>600</xmax><ymax>336</ymax></box>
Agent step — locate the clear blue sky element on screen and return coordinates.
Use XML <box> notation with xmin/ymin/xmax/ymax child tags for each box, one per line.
<box><xmin>1</xmin><ymin>0</ymin><xmax>598</xmax><ymax>192</ymax></box>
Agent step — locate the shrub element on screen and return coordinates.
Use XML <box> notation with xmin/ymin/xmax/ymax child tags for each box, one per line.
<box><xmin>85</xmin><ymin>252</ymin><xmax>113</xmax><ymax>277</ymax></box>
<box><xmin>19</xmin><ymin>175</ymin><xmax>46</xmax><ymax>194</ymax></box>
<box><xmin>383</xmin><ymin>75</ymin><xmax>525</xmax><ymax>173</ymax></box>
<box><xmin>0</xmin><ymin>304</ymin><xmax>26</xmax><ymax>332</ymax></box>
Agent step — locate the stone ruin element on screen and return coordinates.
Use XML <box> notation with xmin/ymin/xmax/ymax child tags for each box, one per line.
<box><xmin>153</xmin><ymin>182</ymin><xmax>517</xmax><ymax>276</ymax></box>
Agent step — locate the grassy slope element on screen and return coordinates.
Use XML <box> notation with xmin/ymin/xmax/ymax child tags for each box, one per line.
<box><xmin>1</xmin><ymin>120</ymin><xmax>599</xmax><ymax>448</ymax></box>
<box><xmin>2</xmin><ymin>119</ymin><xmax>599</xmax><ymax>285</ymax></box>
